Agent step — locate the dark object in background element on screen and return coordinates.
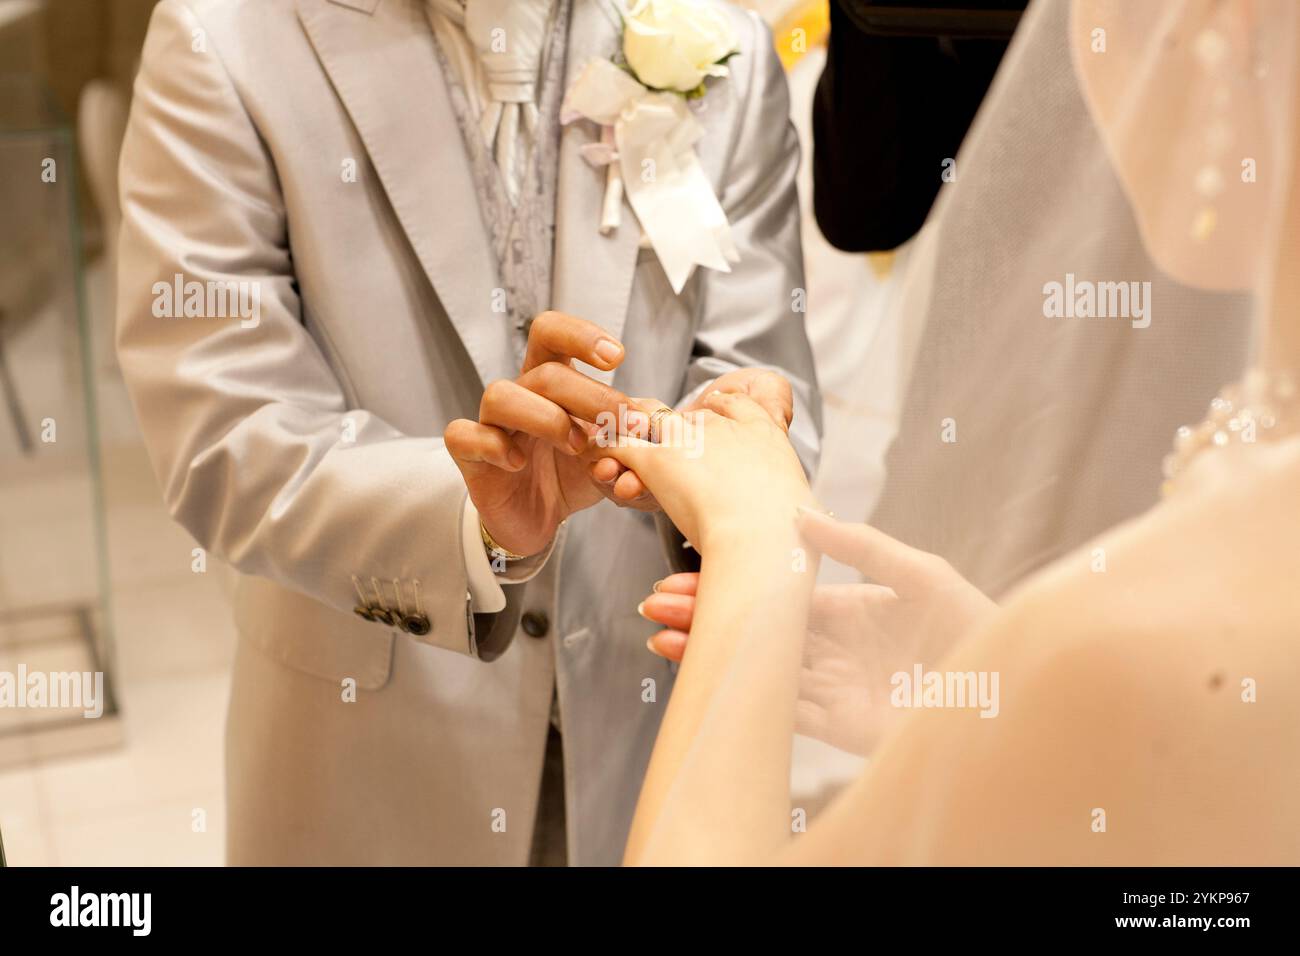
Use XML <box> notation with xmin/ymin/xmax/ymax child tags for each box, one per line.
<box><xmin>812</xmin><ymin>0</ymin><xmax>1027</xmax><ymax>253</ymax></box>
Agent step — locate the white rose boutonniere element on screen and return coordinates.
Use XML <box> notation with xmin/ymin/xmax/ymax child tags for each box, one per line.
<box><xmin>561</xmin><ymin>0</ymin><xmax>742</xmax><ymax>294</ymax></box>
<box><xmin>622</xmin><ymin>0</ymin><xmax>739</xmax><ymax>95</ymax></box>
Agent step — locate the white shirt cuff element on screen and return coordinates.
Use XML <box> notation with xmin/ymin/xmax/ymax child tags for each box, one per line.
<box><xmin>462</xmin><ymin>498</ymin><xmax>507</xmax><ymax>613</ymax></box>
<box><xmin>461</xmin><ymin>498</ymin><xmax>557</xmax><ymax>614</ymax></box>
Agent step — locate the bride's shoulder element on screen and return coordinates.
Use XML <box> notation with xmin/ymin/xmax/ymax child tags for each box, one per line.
<box><xmin>1003</xmin><ymin>435</ymin><xmax>1300</xmax><ymax>654</ymax></box>
<box><xmin>911</xmin><ymin>439</ymin><xmax>1300</xmax><ymax>862</ymax></box>
<box><xmin>809</xmin><ymin>443</ymin><xmax>1300</xmax><ymax>865</ymax></box>
<box><xmin>988</xmin><ymin>438</ymin><xmax>1300</xmax><ymax>708</ymax></box>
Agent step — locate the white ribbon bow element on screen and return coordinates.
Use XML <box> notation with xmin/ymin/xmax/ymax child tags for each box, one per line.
<box><xmin>561</xmin><ymin>58</ymin><xmax>739</xmax><ymax>293</ymax></box>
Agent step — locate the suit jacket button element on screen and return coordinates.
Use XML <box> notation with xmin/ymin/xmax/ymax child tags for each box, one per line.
<box><xmin>354</xmin><ymin>605</ymin><xmax>377</xmax><ymax>622</ymax></box>
<box><xmin>404</xmin><ymin>613</ymin><xmax>431</xmax><ymax>636</ymax></box>
<box><xmin>521</xmin><ymin>610</ymin><xmax>549</xmax><ymax>638</ymax></box>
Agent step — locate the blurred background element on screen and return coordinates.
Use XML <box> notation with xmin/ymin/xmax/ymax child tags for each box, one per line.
<box><xmin>0</xmin><ymin>0</ymin><xmax>908</xmax><ymax>864</ymax></box>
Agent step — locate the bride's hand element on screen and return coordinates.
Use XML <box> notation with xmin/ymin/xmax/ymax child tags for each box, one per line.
<box><xmin>586</xmin><ymin>368</ymin><xmax>796</xmax><ymax>509</ymax></box>
<box><xmin>593</xmin><ymin>391</ymin><xmax>814</xmax><ymax>553</ymax></box>
<box><xmin>636</xmin><ymin>511</ymin><xmax>999</xmax><ymax>756</ymax></box>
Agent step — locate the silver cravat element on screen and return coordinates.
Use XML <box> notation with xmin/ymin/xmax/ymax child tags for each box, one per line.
<box><xmin>429</xmin><ymin>0</ymin><xmax>555</xmax><ymax>205</ymax></box>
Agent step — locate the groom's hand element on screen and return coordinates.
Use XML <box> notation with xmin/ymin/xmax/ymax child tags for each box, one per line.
<box><xmin>445</xmin><ymin>311</ymin><xmax>648</xmax><ymax>557</ymax></box>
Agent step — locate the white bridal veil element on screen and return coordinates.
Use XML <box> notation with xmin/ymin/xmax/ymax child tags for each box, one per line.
<box><xmin>866</xmin><ymin>0</ymin><xmax>1299</xmax><ymax>599</ymax></box>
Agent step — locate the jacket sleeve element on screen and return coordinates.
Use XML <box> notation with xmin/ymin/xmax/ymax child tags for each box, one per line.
<box><xmin>116</xmin><ymin>0</ymin><xmax>492</xmax><ymax>658</ymax></box>
<box><xmin>812</xmin><ymin>0</ymin><xmax>1017</xmax><ymax>252</ymax></box>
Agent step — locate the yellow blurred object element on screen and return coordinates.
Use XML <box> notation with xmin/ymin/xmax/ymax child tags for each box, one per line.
<box><xmin>771</xmin><ymin>0</ymin><xmax>830</xmax><ymax>69</ymax></box>
<box><xmin>868</xmin><ymin>250</ymin><xmax>895</xmax><ymax>280</ymax></box>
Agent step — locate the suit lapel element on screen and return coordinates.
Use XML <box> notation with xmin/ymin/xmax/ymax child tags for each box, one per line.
<box><xmin>552</xmin><ymin>0</ymin><xmax>642</xmax><ymax>385</ymax></box>
<box><xmin>296</xmin><ymin>0</ymin><xmax>511</xmax><ymax>387</ymax></box>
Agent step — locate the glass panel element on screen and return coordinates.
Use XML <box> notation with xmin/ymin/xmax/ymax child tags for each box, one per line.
<box><xmin>0</xmin><ymin>73</ymin><xmax>119</xmax><ymax>763</ymax></box>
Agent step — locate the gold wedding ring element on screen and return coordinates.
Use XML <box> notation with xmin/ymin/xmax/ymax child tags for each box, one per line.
<box><xmin>649</xmin><ymin>406</ymin><xmax>674</xmax><ymax>444</ymax></box>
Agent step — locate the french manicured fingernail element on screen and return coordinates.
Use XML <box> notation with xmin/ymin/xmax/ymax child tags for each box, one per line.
<box><xmin>651</xmin><ymin>578</ymin><xmax>663</xmax><ymax>593</ymax></box>
<box><xmin>594</xmin><ymin>338</ymin><xmax>623</xmax><ymax>365</ymax></box>
<box><xmin>636</xmin><ymin>601</ymin><xmax>649</xmax><ymax>620</ymax></box>
<box><xmin>645</xmin><ymin>637</ymin><xmax>658</xmax><ymax>654</ymax></box>
<box><xmin>507</xmin><ymin>448</ymin><xmax>527</xmax><ymax>469</ymax></box>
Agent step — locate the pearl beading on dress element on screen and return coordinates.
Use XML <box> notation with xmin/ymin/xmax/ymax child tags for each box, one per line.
<box><xmin>1162</xmin><ymin>368</ymin><xmax>1300</xmax><ymax>495</ymax></box>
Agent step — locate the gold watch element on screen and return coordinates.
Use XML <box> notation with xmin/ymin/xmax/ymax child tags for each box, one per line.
<box><xmin>480</xmin><ymin>518</ymin><xmax>531</xmax><ymax>562</ymax></box>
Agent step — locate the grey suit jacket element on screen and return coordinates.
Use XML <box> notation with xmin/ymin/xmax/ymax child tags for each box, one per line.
<box><xmin>116</xmin><ymin>0</ymin><xmax>820</xmax><ymax>865</ymax></box>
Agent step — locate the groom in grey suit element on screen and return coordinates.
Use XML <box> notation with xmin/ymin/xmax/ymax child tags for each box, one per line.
<box><xmin>116</xmin><ymin>0</ymin><xmax>818</xmax><ymax>865</ymax></box>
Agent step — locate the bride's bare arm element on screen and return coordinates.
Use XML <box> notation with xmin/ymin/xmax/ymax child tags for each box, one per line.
<box><xmin>599</xmin><ymin>393</ymin><xmax>818</xmax><ymax>864</ymax></box>
<box><xmin>624</xmin><ymin>517</ymin><xmax>816</xmax><ymax>865</ymax></box>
